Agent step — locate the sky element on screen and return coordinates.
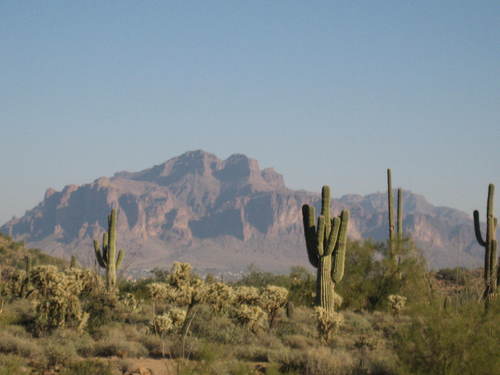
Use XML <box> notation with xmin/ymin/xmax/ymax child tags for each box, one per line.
<box><xmin>0</xmin><ymin>0</ymin><xmax>499</xmax><ymax>224</ymax></box>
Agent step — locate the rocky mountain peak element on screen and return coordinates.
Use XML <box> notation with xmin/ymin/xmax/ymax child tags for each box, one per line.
<box><xmin>0</xmin><ymin>151</ymin><xmax>487</xmax><ymax>272</ymax></box>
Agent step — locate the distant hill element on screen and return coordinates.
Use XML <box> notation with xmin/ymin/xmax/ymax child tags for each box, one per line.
<box><xmin>0</xmin><ymin>232</ymin><xmax>66</xmax><ymax>269</ymax></box>
<box><xmin>1</xmin><ymin>150</ymin><xmax>490</xmax><ymax>274</ymax></box>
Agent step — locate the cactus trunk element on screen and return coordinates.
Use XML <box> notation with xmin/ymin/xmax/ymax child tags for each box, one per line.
<box><xmin>93</xmin><ymin>208</ymin><xmax>125</xmax><ymax>292</ymax></box>
<box><xmin>387</xmin><ymin>169</ymin><xmax>404</xmax><ymax>257</ymax></box>
<box><xmin>473</xmin><ymin>184</ymin><xmax>498</xmax><ymax>303</ymax></box>
<box><xmin>302</xmin><ymin>186</ymin><xmax>349</xmax><ymax>314</ymax></box>
<box><xmin>318</xmin><ymin>256</ymin><xmax>334</xmax><ymax>312</ymax></box>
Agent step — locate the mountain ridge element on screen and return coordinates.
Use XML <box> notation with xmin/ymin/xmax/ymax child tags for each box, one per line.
<box><xmin>1</xmin><ymin>150</ymin><xmax>488</xmax><ymax>273</ymax></box>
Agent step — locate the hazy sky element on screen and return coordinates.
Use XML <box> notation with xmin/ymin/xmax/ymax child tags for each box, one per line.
<box><xmin>1</xmin><ymin>1</ymin><xmax>499</xmax><ymax>224</ymax></box>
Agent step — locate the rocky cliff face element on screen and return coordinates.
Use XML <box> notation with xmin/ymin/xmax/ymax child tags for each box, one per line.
<box><xmin>1</xmin><ymin>150</ymin><xmax>487</xmax><ymax>273</ymax></box>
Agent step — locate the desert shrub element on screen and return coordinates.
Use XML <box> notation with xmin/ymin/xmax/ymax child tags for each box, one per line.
<box><xmin>0</xmin><ymin>330</ymin><xmax>42</xmax><ymax>359</ymax></box>
<box><xmin>337</xmin><ymin>240</ymin><xmax>428</xmax><ymax>312</ymax></box>
<box><xmin>276</xmin><ymin>347</ymin><xmax>355</xmax><ymax>375</ymax></box>
<box><xmin>342</xmin><ymin>311</ymin><xmax>373</xmax><ymax>334</ymax></box>
<box><xmin>167</xmin><ymin>335</ymin><xmax>200</xmax><ymax>359</ymax></box>
<box><xmin>49</xmin><ymin>328</ymin><xmax>95</xmax><ymax>357</ymax></box>
<box><xmin>283</xmin><ymin>334</ymin><xmax>317</xmax><ymax>350</ymax></box>
<box><xmin>84</xmin><ymin>291</ymin><xmax>121</xmax><ymax>330</ymax></box>
<box><xmin>191</xmin><ymin>341</ymin><xmax>229</xmax><ymax>362</ymax></box>
<box><xmin>233</xmin><ymin>344</ymin><xmax>270</xmax><ymax>362</ymax></box>
<box><xmin>94</xmin><ymin>337</ymin><xmax>147</xmax><ymax>358</ymax></box>
<box><xmin>176</xmin><ymin>358</ymin><xmax>254</xmax><ymax>375</ymax></box>
<box><xmin>353</xmin><ymin>347</ymin><xmax>400</xmax><ymax>375</ymax></box>
<box><xmin>138</xmin><ymin>334</ymin><xmax>164</xmax><ymax>357</ymax></box>
<box><xmin>370</xmin><ymin>311</ymin><xmax>397</xmax><ymax>337</ymax></box>
<box><xmin>394</xmin><ymin>299</ymin><xmax>500</xmax><ymax>375</ymax></box>
<box><xmin>42</xmin><ymin>340</ymin><xmax>78</xmax><ymax>368</ymax></box>
<box><xmin>60</xmin><ymin>359</ymin><xmax>114</xmax><ymax>375</ymax></box>
<box><xmin>0</xmin><ymin>354</ymin><xmax>27</xmax><ymax>375</ymax></box>
<box><xmin>435</xmin><ymin>267</ymin><xmax>470</xmax><ymax>285</ymax></box>
<box><xmin>0</xmin><ymin>299</ymin><xmax>34</xmax><ymax>327</ymax></box>
<box><xmin>191</xmin><ymin>311</ymin><xmax>248</xmax><ymax>345</ymax></box>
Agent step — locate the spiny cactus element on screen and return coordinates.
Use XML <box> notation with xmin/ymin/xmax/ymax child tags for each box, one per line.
<box><xmin>205</xmin><ymin>281</ymin><xmax>235</xmax><ymax>313</ymax></box>
<box><xmin>231</xmin><ymin>304</ymin><xmax>267</xmax><ymax>333</ymax></box>
<box><xmin>93</xmin><ymin>208</ymin><xmax>125</xmax><ymax>291</ymax></box>
<box><xmin>314</xmin><ymin>306</ymin><xmax>344</xmax><ymax>343</ymax></box>
<box><xmin>258</xmin><ymin>285</ymin><xmax>288</xmax><ymax>329</ymax></box>
<box><xmin>473</xmin><ymin>184</ymin><xmax>498</xmax><ymax>301</ymax></box>
<box><xmin>302</xmin><ymin>185</ymin><xmax>349</xmax><ymax>313</ymax></box>
<box><xmin>387</xmin><ymin>294</ymin><xmax>407</xmax><ymax>316</ymax></box>
<box><xmin>387</xmin><ymin>169</ymin><xmax>404</xmax><ymax>256</ymax></box>
<box><xmin>30</xmin><ymin>266</ymin><xmax>96</xmax><ymax>333</ymax></box>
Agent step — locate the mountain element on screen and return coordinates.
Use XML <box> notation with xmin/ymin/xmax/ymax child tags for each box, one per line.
<box><xmin>0</xmin><ymin>150</ymin><xmax>488</xmax><ymax>274</ymax></box>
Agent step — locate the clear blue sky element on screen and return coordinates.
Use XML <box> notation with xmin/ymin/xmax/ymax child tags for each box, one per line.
<box><xmin>1</xmin><ymin>0</ymin><xmax>499</xmax><ymax>224</ymax></box>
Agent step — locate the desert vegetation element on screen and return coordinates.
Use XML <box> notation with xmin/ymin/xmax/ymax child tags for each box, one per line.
<box><xmin>0</xmin><ymin>182</ymin><xmax>498</xmax><ymax>375</ymax></box>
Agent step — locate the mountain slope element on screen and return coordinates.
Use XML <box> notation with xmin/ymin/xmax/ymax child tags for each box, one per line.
<box><xmin>1</xmin><ymin>150</ymin><xmax>488</xmax><ymax>273</ymax></box>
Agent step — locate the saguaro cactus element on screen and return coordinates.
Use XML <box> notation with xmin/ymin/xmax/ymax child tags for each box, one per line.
<box><xmin>302</xmin><ymin>186</ymin><xmax>349</xmax><ymax>313</ymax></box>
<box><xmin>473</xmin><ymin>184</ymin><xmax>498</xmax><ymax>300</ymax></box>
<box><xmin>93</xmin><ymin>208</ymin><xmax>125</xmax><ymax>291</ymax></box>
<box><xmin>387</xmin><ymin>169</ymin><xmax>403</xmax><ymax>255</ymax></box>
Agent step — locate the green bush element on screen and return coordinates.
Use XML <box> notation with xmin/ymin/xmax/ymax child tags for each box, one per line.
<box><xmin>275</xmin><ymin>347</ymin><xmax>355</xmax><ymax>375</ymax></box>
<box><xmin>94</xmin><ymin>338</ymin><xmax>147</xmax><ymax>358</ymax></box>
<box><xmin>60</xmin><ymin>359</ymin><xmax>114</xmax><ymax>375</ymax></box>
<box><xmin>394</xmin><ymin>299</ymin><xmax>500</xmax><ymax>375</ymax></box>
<box><xmin>0</xmin><ymin>354</ymin><xmax>27</xmax><ymax>375</ymax></box>
<box><xmin>0</xmin><ymin>330</ymin><xmax>42</xmax><ymax>359</ymax></box>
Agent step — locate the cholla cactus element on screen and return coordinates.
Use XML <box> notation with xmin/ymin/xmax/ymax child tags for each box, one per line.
<box><xmin>119</xmin><ymin>292</ymin><xmax>140</xmax><ymax>312</ymax></box>
<box><xmin>0</xmin><ymin>268</ymin><xmax>27</xmax><ymax>298</ymax></box>
<box><xmin>234</xmin><ymin>286</ymin><xmax>261</xmax><ymax>305</ymax></box>
<box><xmin>314</xmin><ymin>306</ymin><xmax>344</xmax><ymax>343</ymax></box>
<box><xmin>168</xmin><ymin>262</ymin><xmax>194</xmax><ymax>288</ymax></box>
<box><xmin>30</xmin><ymin>266</ymin><xmax>68</xmax><ymax>298</ymax></box>
<box><xmin>150</xmin><ymin>313</ymin><xmax>174</xmax><ymax>337</ymax></box>
<box><xmin>258</xmin><ymin>285</ymin><xmax>288</xmax><ymax>328</ymax></box>
<box><xmin>232</xmin><ymin>304</ymin><xmax>267</xmax><ymax>333</ymax></box>
<box><xmin>174</xmin><ymin>277</ymin><xmax>208</xmax><ymax>306</ymax></box>
<box><xmin>150</xmin><ymin>307</ymin><xmax>187</xmax><ymax>336</ymax></box>
<box><xmin>28</xmin><ymin>266</ymin><xmax>101</xmax><ymax>334</ymax></box>
<box><xmin>388</xmin><ymin>294</ymin><xmax>407</xmax><ymax>316</ymax></box>
<box><xmin>168</xmin><ymin>307</ymin><xmax>187</xmax><ymax>327</ymax></box>
<box><xmin>147</xmin><ymin>282</ymin><xmax>170</xmax><ymax>301</ymax></box>
<box><xmin>205</xmin><ymin>282</ymin><xmax>235</xmax><ymax>313</ymax></box>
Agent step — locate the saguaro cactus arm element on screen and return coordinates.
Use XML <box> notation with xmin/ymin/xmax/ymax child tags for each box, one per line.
<box><xmin>116</xmin><ymin>249</ymin><xmax>125</xmax><ymax>268</ymax></box>
<box><xmin>397</xmin><ymin>188</ymin><xmax>403</xmax><ymax>240</ymax></box>
<box><xmin>332</xmin><ymin>210</ymin><xmax>349</xmax><ymax>284</ymax></box>
<box><xmin>473</xmin><ymin>210</ymin><xmax>486</xmax><ymax>246</ymax></box>
<box><xmin>302</xmin><ymin>205</ymin><xmax>319</xmax><ymax>268</ymax></box>
<box><xmin>93</xmin><ymin>240</ymin><xmax>106</xmax><ymax>268</ymax></box>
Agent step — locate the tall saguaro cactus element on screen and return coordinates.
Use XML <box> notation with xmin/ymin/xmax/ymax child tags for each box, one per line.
<box><xmin>93</xmin><ymin>209</ymin><xmax>125</xmax><ymax>291</ymax></box>
<box><xmin>387</xmin><ymin>169</ymin><xmax>403</xmax><ymax>256</ymax></box>
<box><xmin>302</xmin><ymin>186</ymin><xmax>349</xmax><ymax>313</ymax></box>
<box><xmin>473</xmin><ymin>184</ymin><xmax>498</xmax><ymax>300</ymax></box>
